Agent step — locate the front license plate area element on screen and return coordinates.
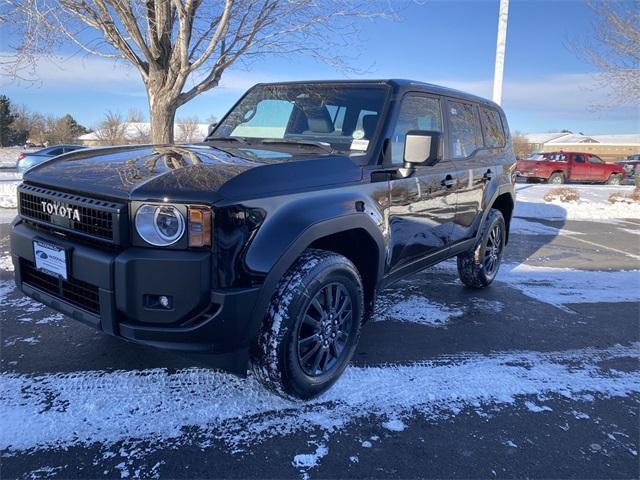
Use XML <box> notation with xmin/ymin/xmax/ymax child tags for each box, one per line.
<box><xmin>33</xmin><ymin>240</ymin><xmax>68</xmax><ymax>280</ymax></box>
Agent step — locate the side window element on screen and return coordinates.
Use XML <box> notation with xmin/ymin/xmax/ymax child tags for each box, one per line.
<box><xmin>588</xmin><ymin>155</ymin><xmax>604</xmax><ymax>164</ymax></box>
<box><xmin>447</xmin><ymin>101</ymin><xmax>481</xmax><ymax>159</ymax></box>
<box><xmin>390</xmin><ymin>95</ymin><xmax>442</xmax><ymax>164</ymax></box>
<box><xmin>479</xmin><ymin>107</ymin><xmax>505</xmax><ymax>148</ymax></box>
<box><xmin>574</xmin><ymin>154</ymin><xmax>585</xmax><ymax>163</ymax></box>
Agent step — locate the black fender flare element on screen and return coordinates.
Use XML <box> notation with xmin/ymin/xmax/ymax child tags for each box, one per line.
<box><xmin>477</xmin><ymin>184</ymin><xmax>515</xmax><ymax>244</ymax></box>
<box><xmin>245</xmin><ymin>211</ymin><xmax>386</xmax><ymax>342</ymax></box>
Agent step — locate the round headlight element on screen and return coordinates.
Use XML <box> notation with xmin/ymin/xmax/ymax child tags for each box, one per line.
<box><xmin>135</xmin><ymin>204</ymin><xmax>185</xmax><ymax>246</ymax></box>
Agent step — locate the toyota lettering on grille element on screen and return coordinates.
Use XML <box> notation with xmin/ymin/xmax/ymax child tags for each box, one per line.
<box><xmin>40</xmin><ymin>201</ymin><xmax>81</xmax><ymax>222</ymax></box>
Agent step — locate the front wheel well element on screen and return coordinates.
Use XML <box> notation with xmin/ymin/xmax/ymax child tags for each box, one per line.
<box><xmin>490</xmin><ymin>193</ymin><xmax>514</xmax><ymax>243</ymax></box>
<box><xmin>308</xmin><ymin>228</ymin><xmax>379</xmax><ymax>319</ymax></box>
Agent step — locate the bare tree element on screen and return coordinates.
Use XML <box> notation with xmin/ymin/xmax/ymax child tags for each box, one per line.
<box><xmin>571</xmin><ymin>0</ymin><xmax>640</xmax><ymax>105</ymax></box>
<box><xmin>96</xmin><ymin>110</ymin><xmax>127</xmax><ymax>145</ymax></box>
<box><xmin>126</xmin><ymin>109</ymin><xmax>150</xmax><ymax>143</ymax></box>
<box><xmin>176</xmin><ymin>116</ymin><xmax>202</xmax><ymax>143</ymax></box>
<box><xmin>511</xmin><ymin>131</ymin><xmax>532</xmax><ymax>160</ymax></box>
<box><xmin>4</xmin><ymin>0</ymin><xmax>391</xmax><ymax>144</ymax></box>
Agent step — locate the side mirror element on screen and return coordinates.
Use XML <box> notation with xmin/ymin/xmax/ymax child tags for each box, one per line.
<box><xmin>403</xmin><ymin>130</ymin><xmax>442</xmax><ymax>167</ymax></box>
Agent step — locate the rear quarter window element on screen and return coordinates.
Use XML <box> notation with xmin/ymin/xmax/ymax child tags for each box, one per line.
<box><xmin>479</xmin><ymin>107</ymin><xmax>506</xmax><ymax>148</ymax></box>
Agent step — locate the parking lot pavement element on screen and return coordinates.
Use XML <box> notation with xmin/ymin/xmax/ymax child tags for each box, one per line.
<box><xmin>1</xmin><ymin>211</ymin><xmax>639</xmax><ymax>479</ymax></box>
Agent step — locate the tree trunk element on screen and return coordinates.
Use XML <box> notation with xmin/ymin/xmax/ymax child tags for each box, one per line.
<box><xmin>149</xmin><ymin>96</ymin><xmax>177</xmax><ymax>144</ymax></box>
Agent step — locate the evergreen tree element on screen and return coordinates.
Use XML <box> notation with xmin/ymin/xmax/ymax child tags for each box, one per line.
<box><xmin>0</xmin><ymin>95</ymin><xmax>17</xmax><ymax>147</ymax></box>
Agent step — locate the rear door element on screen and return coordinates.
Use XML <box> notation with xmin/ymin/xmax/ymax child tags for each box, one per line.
<box><xmin>386</xmin><ymin>93</ymin><xmax>458</xmax><ymax>272</ymax></box>
<box><xmin>444</xmin><ymin>99</ymin><xmax>491</xmax><ymax>243</ymax></box>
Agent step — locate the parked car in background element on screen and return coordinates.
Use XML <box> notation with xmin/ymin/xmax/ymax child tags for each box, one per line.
<box><xmin>616</xmin><ymin>155</ymin><xmax>640</xmax><ymax>177</ymax></box>
<box><xmin>516</xmin><ymin>151</ymin><xmax>626</xmax><ymax>185</ymax></box>
<box><xmin>17</xmin><ymin>145</ymin><xmax>87</xmax><ymax>173</ymax></box>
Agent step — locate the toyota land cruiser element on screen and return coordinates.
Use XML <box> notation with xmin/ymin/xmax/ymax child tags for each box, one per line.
<box><xmin>11</xmin><ymin>80</ymin><xmax>515</xmax><ymax>399</ymax></box>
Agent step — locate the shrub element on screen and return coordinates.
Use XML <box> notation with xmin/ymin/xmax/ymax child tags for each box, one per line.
<box><xmin>608</xmin><ymin>187</ymin><xmax>640</xmax><ymax>204</ymax></box>
<box><xmin>543</xmin><ymin>187</ymin><xmax>580</xmax><ymax>203</ymax></box>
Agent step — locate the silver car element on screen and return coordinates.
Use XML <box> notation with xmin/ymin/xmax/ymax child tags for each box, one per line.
<box><xmin>17</xmin><ymin>145</ymin><xmax>87</xmax><ymax>173</ymax></box>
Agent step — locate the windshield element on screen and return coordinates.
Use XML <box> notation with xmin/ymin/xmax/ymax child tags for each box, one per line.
<box><xmin>210</xmin><ymin>84</ymin><xmax>389</xmax><ymax>155</ymax></box>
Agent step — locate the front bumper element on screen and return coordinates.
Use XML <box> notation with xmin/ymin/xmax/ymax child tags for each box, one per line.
<box><xmin>10</xmin><ymin>220</ymin><xmax>260</xmax><ymax>356</ymax></box>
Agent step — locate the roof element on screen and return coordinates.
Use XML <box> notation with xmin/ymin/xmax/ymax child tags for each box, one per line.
<box><xmin>253</xmin><ymin>79</ymin><xmax>499</xmax><ymax>108</ymax></box>
<box><xmin>525</xmin><ymin>132</ymin><xmax>573</xmax><ymax>144</ymax></box>
<box><xmin>526</xmin><ymin>132</ymin><xmax>640</xmax><ymax>146</ymax></box>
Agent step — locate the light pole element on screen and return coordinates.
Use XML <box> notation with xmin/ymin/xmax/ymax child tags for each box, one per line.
<box><xmin>492</xmin><ymin>0</ymin><xmax>510</xmax><ymax>105</ymax></box>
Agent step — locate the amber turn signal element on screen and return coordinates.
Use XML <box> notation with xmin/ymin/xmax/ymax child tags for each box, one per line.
<box><xmin>188</xmin><ymin>206</ymin><xmax>212</xmax><ymax>247</ymax></box>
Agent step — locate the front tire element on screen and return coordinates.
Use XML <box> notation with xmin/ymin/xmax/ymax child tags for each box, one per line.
<box><xmin>252</xmin><ymin>249</ymin><xmax>364</xmax><ymax>400</ymax></box>
<box><xmin>457</xmin><ymin>209</ymin><xmax>506</xmax><ymax>289</ymax></box>
<box><xmin>548</xmin><ymin>172</ymin><xmax>565</xmax><ymax>184</ymax></box>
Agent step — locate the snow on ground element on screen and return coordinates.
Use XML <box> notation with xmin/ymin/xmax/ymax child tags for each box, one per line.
<box><xmin>499</xmin><ymin>263</ymin><xmax>640</xmax><ymax>307</ymax></box>
<box><xmin>515</xmin><ymin>184</ymin><xmax>640</xmax><ymax>220</ymax></box>
<box><xmin>0</xmin><ymin>148</ymin><xmax>34</xmax><ymax>168</ymax></box>
<box><xmin>376</xmin><ymin>295</ymin><xmax>463</xmax><ymax>326</ymax></box>
<box><xmin>0</xmin><ymin>181</ymin><xmax>19</xmax><ymax>209</ymax></box>
<box><xmin>510</xmin><ymin>218</ymin><xmax>582</xmax><ymax>236</ymax></box>
<box><xmin>431</xmin><ymin>261</ymin><xmax>640</xmax><ymax>308</ymax></box>
<box><xmin>1</xmin><ymin>344</ymin><xmax>637</xmax><ymax>454</ymax></box>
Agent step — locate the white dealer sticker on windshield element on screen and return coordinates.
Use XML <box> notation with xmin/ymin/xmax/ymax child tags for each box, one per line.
<box><xmin>33</xmin><ymin>240</ymin><xmax>68</xmax><ymax>280</ymax></box>
<box><xmin>350</xmin><ymin>139</ymin><xmax>369</xmax><ymax>151</ymax></box>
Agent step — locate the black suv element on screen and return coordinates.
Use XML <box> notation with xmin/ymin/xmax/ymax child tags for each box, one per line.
<box><xmin>10</xmin><ymin>80</ymin><xmax>515</xmax><ymax>399</ymax></box>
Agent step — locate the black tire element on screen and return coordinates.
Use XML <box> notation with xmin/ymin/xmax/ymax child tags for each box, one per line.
<box><xmin>251</xmin><ymin>249</ymin><xmax>364</xmax><ymax>400</ymax></box>
<box><xmin>457</xmin><ymin>209</ymin><xmax>506</xmax><ymax>289</ymax></box>
<box><xmin>606</xmin><ymin>174</ymin><xmax>622</xmax><ymax>185</ymax></box>
<box><xmin>548</xmin><ymin>172</ymin><xmax>564</xmax><ymax>184</ymax></box>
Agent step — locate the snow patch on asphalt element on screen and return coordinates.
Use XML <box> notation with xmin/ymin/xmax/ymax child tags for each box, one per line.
<box><xmin>377</xmin><ymin>295</ymin><xmax>463</xmax><ymax>327</ymax></box>
<box><xmin>0</xmin><ymin>255</ymin><xmax>14</xmax><ymax>272</ymax></box>
<box><xmin>0</xmin><ymin>181</ymin><xmax>19</xmax><ymax>209</ymax></box>
<box><xmin>510</xmin><ymin>218</ymin><xmax>581</xmax><ymax>236</ymax></box>
<box><xmin>292</xmin><ymin>443</ymin><xmax>329</xmax><ymax>469</ymax></box>
<box><xmin>1</xmin><ymin>344</ymin><xmax>638</xmax><ymax>454</ymax></box>
<box><xmin>381</xmin><ymin>418</ymin><xmax>406</xmax><ymax>432</ymax></box>
<box><xmin>498</xmin><ymin>264</ymin><xmax>640</xmax><ymax>307</ymax></box>
<box><xmin>524</xmin><ymin>401</ymin><xmax>553</xmax><ymax>413</ymax></box>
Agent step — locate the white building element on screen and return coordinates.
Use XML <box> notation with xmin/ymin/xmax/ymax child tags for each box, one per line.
<box><xmin>525</xmin><ymin>132</ymin><xmax>640</xmax><ymax>162</ymax></box>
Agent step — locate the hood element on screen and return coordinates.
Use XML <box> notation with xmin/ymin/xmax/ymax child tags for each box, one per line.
<box><xmin>24</xmin><ymin>144</ymin><xmax>362</xmax><ymax>204</ymax></box>
<box><xmin>24</xmin><ymin>145</ymin><xmax>264</xmax><ymax>203</ymax></box>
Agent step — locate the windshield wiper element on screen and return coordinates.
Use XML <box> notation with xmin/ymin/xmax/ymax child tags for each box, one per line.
<box><xmin>259</xmin><ymin>138</ymin><xmax>334</xmax><ymax>154</ymax></box>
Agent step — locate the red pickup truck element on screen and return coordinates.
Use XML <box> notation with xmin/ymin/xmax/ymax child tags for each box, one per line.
<box><xmin>516</xmin><ymin>152</ymin><xmax>626</xmax><ymax>185</ymax></box>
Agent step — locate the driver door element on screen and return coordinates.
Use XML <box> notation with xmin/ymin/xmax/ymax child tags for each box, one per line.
<box><xmin>386</xmin><ymin>93</ymin><xmax>457</xmax><ymax>274</ymax></box>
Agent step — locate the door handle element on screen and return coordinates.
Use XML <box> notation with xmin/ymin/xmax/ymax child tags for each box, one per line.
<box><xmin>483</xmin><ymin>169</ymin><xmax>493</xmax><ymax>182</ymax></box>
<box><xmin>441</xmin><ymin>176</ymin><xmax>457</xmax><ymax>188</ymax></box>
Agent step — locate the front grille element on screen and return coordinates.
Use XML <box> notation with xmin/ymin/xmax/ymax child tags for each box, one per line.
<box><xmin>18</xmin><ymin>184</ymin><xmax>127</xmax><ymax>245</ymax></box>
<box><xmin>21</xmin><ymin>259</ymin><xmax>101</xmax><ymax>314</ymax></box>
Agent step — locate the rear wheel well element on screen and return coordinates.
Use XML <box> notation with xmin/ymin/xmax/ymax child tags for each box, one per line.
<box><xmin>309</xmin><ymin>228</ymin><xmax>379</xmax><ymax>319</ymax></box>
<box><xmin>490</xmin><ymin>193</ymin><xmax>514</xmax><ymax>243</ymax></box>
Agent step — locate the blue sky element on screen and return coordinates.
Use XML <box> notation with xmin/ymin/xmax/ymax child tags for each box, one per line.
<box><xmin>1</xmin><ymin>0</ymin><xmax>638</xmax><ymax>134</ymax></box>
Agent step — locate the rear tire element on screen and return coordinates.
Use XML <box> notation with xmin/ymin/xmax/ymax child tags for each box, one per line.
<box><xmin>548</xmin><ymin>172</ymin><xmax>565</xmax><ymax>184</ymax></box>
<box><xmin>606</xmin><ymin>174</ymin><xmax>622</xmax><ymax>185</ymax></box>
<box><xmin>457</xmin><ymin>209</ymin><xmax>506</xmax><ymax>289</ymax></box>
<box><xmin>251</xmin><ymin>249</ymin><xmax>364</xmax><ymax>400</ymax></box>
